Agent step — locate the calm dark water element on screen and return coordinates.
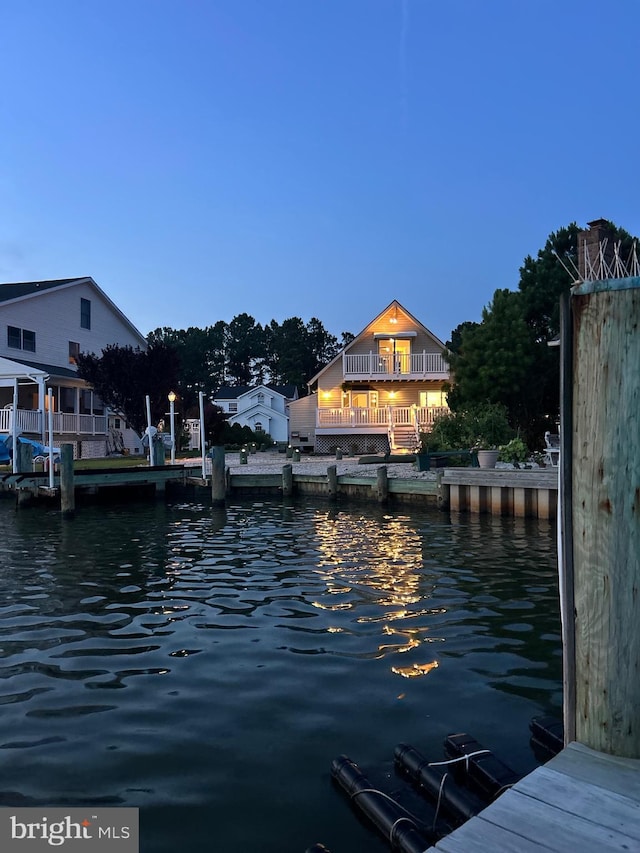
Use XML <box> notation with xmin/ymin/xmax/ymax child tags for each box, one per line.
<box><xmin>0</xmin><ymin>496</ymin><xmax>561</xmax><ymax>852</ymax></box>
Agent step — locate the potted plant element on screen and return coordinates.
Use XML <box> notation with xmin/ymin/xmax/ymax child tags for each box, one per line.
<box><xmin>469</xmin><ymin>404</ymin><xmax>514</xmax><ymax>469</ymax></box>
<box><xmin>474</xmin><ymin>445</ymin><xmax>499</xmax><ymax>469</ymax></box>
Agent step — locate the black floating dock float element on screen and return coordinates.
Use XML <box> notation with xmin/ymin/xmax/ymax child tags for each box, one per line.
<box><xmin>529</xmin><ymin>715</ymin><xmax>564</xmax><ymax>761</ymax></box>
<box><xmin>331</xmin><ymin>755</ymin><xmax>434</xmax><ymax>853</ymax></box>
<box><xmin>394</xmin><ymin>743</ymin><xmax>486</xmax><ymax>824</ymax></box>
<box><xmin>443</xmin><ymin>733</ymin><xmax>520</xmax><ymax>801</ymax></box>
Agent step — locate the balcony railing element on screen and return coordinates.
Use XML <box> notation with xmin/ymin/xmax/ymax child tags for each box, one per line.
<box><xmin>343</xmin><ymin>351</ymin><xmax>448</xmax><ymax>379</ymax></box>
<box><xmin>0</xmin><ymin>409</ymin><xmax>107</xmax><ymax>437</ymax></box>
<box><xmin>317</xmin><ymin>405</ymin><xmax>449</xmax><ymax>429</ymax></box>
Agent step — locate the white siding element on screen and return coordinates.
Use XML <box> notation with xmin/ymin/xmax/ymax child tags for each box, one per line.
<box><xmin>289</xmin><ymin>395</ymin><xmax>317</xmax><ymax>447</ymax></box>
<box><xmin>0</xmin><ymin>281</ymin><xmax>146</xmax><ymax>370</ymax></box>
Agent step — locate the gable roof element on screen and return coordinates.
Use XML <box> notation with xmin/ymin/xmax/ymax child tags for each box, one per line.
<box><xmin>0</xmin><ymin>277</ymin><xmax>147</xmax><ymax>347</ymax></box>
<box><xmin>307</xmin><ymin>299</ymin><xmax>446</xmax><ymax>386</ymax></box>
<box><xmin>214</xmin><ymin>384</ymin><xmax>298</xmax><ymax>400</ymax></box>
<box><xmin>0</xmin><ymin>278</ymin><xmax>83</xmax><ymax>303</ymax></box>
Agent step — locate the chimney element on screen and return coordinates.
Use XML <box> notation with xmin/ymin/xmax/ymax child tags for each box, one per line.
<box><xmin>577</xmin><ymin>219</ymin><xmax>616</xmax><ymax>281</ymax></box>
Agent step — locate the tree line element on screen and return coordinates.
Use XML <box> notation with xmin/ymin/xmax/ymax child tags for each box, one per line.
<box><xmin>77</xmin><ymin>218</ymin><xmax>638</xmax><ymax>445</ymax></box>
<box><xmin>77</xmin><ymin>314</ymin><xmax>354</xmax><ymax>434</ymax></box>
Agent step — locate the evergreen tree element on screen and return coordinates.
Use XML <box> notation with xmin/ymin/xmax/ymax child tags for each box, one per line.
<box><xmin>445</xmin><ymin>219</ymin><xmax>639</xmax><ymax>446</ymax></box>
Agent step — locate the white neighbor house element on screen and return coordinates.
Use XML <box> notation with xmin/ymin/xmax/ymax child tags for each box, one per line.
<box><xmin>0</xmin><ymin>277</ymin><xmax>147</xmax><ymax>458</ymax></box>
<box><xmin>213</xmin><ymin>384</ymin><xmax>298</xmax><ymax>443</ymax></box>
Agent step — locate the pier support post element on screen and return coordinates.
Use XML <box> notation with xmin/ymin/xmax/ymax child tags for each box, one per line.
<box><xmin>376</xmin><ymin>466</ymin><xmax>388</xmax><ymax>504</ymax></box>
<box><xmin>60</xmin><ymin>443</ymin><xmax>75</xmax><ymax>519</ymax></box>
<box><xmin>17</xmin><ymin>488</ymin><xmax>32</xmax><ymax>508</ymax></box>
<box><xmin>210</xmin><ymin>446</ymin><xmax>226</xmax><ymax>506</ymax></box>
<box><xmin>327</xmin><ymin>464</ymin><xmax>338</xmax><ymax>501</ymax></box>
<box><xmin>16</xmin><ymin>441</ymin><xmax>33</xmax><ymax>473</ymax></box>
<box><xmin>436</xmin><ymin>471</ymin><xmax>449</xmax><ymax>511</ymax></box>
<box><xmin>569</xmin><ymin>266</ymin><xmax>640</xmax><ymax>757</ymax></box>
<box><xmin>282</xmin><ymin>464</ymin><xmax>293</xmax><ymax>497</ymax></box>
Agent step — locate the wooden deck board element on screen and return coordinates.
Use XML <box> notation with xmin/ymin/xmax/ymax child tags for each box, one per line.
<box><xmin>479</xmin><ymin>787</ymin><xmax>637</xmax><ymax>852</ymax></box>
<box><xmin>425</xmin><ymin>742</ymin><xmax>640</xmax><ymax>852</ymax></box>
<box><xmin>515</xmin><ymin>765</ymin><xmax>640</xmax><ymax>840</ymax></box>
<box><xmin>549</xmin><ymin>742</ymin><xmax>640</xmax><ymax>802</ymax></box>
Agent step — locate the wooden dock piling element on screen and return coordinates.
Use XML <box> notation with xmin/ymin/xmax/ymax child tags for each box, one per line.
<box><xmin>376</xmin><ymin>466</ymin><xmax>388</xmax><ymax>504</ymax></box>
<box><xmin>210</xmin><ymin>446</ymin><xmax>226</xmax><ymax>506</ymax></box>
<box><xmin>282</xmin><ymin>464</ymin><xmax>293</xmax><ymax>497</ymax></box>
<box><xmin>60</xmin><ymin>444</ymin><xmax>75</xmax><ymax>519</ymax></box>
<box><xmin>327</xmin><ymin>464</ymin><xmax>338</xmax><ymax>500</ymax></box>
<box><xmin>568</xmin><ymin>274</ymin><xmax>640</xmax><ymax>758</ymax></box>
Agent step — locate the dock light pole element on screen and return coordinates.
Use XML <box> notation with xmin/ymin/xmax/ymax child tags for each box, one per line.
<box><xmin>168</xmin><ymin>391</ymin><xmax>176</xmax><ymax>465</ymax></box>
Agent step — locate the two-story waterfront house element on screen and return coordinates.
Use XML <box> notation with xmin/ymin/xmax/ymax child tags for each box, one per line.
<box><xmin>213</xmin><ymin>384</ymin><xmax>299</xmax><ymax>444</ymax></box>
<box><xmin>288</xmin><ymin>300</ymin><xmax>450</xmax><ymax>454</ymax></box>
<box><xmin>0</xmin><ymin>277</ymin><xmax>147</xmax><ymax>458</ymax></box>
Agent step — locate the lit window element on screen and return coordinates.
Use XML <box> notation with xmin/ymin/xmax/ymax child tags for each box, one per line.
<box><xmin>69</xmin><ymin>341</ymin><xmax>80</xmax><ymax>364</ymax></box>
<box><xmin>81</xmin><ymin>298</ymin><xmax>91</xmax><ymax>330</ymax></box>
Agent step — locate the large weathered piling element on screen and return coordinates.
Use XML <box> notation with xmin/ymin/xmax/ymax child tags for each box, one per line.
<box><xmin>569</xmin><ymin>272</ymin><xmax>640</xmax><ymax>757</ymax></box>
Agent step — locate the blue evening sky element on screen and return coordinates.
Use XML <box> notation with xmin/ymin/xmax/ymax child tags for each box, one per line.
<box><xmin>1</xmin><ymin>1</ymin><xmax>638</xmax><ymax>344</ymax></box>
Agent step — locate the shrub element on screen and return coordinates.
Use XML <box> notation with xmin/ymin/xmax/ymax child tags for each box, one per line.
<box><xmin>426</xmin><ymin>403</ymin><xmax>514</xmax><ymax>450</ymax></box>
<box><xmin>498</xmin><ymin>437</ymin><xmax>529</xmax><ymax>465</ymax></box>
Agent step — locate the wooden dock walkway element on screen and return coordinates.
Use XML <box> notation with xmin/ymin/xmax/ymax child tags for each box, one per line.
<box><xmin>426</xmin><ymin>742</ymin><xmax>640</xmax><ymax>852</ymax></box>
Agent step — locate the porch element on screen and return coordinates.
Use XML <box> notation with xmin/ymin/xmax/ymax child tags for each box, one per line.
<box><xmin>343</xmin><ymin>351</ymin><xmax>448</xmax><ymax>380</ymax></box>
<box><xmin>316</xmin><ymin>405</ymin><xmax>449</xmax><ymax>451</ymax></box>
<box><xmin>0</xmin><ymin>408</ymin><xmax>108</xmax><ymax>439</ymax></box>
<box><xmin>317</xmin><ymin>404</ymin><xmax>448</xmax><ymax>430</ymax></box>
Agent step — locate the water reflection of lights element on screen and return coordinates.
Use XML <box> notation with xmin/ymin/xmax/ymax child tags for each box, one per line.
<box><xmin>312</xmin><ymin>511</ymin><xmax>446</xmax><ymax>671</ymax></box>
<box><xmin>357</xmin><ymin>608</ymin><xmax>447</xmax><ymax>624</ymax></box>
<box><xmin>313</xmin><ymin>512</ymin><xmax>427</xmax><ymax>607</ymax></box>
<box><xmin>391</xmin><ymin>661</ymin><xmax>439</xmax><ymax>678</ymax></box>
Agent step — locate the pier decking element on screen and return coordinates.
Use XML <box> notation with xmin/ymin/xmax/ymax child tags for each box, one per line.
<box><xmin>426</xmin><ymin>742</ymin><xmax>640</xmax><ymax>852</ymax></box>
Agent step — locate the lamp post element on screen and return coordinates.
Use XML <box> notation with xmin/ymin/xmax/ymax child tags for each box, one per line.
<box><xmin>168</xmin><ymin>391</ymin><xmax>176</xmax><ymax>465</ymax></box>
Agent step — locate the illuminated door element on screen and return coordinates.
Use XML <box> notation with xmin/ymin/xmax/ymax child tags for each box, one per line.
<box><xmin>377</xmin><ymin>338</ymin><xmax>411</xmax><ymax>373</ymax></box>
<box><xmin>351</xmin><ymin>392</ymin><xmax>378</xmax><ymax>408</ymax></box>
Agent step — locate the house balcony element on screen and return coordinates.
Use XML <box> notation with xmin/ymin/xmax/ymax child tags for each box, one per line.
<box><xmin>343</xmin><ymin>351</ymin><xmax>449</xmax><ymax>380</ymax></box>
<box><xmin>0</xmin><ymin>408</ymin><xmax>108</xmax><ymax>438</ymax></box>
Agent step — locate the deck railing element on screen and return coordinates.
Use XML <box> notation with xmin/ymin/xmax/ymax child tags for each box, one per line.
<box><xmin>317</xmin><ymin>405</ymin><xmax>450</xmax><ymax>429</ymax></box>
<box><xmin>0</xmin><ymin>409</ymin><xmax>107</xmax><ymax>437</ymax></box>
<box><xmin>343</xmin><ymin>351</ymin><xmax>448</xmax><ymax>379</ymax></box>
